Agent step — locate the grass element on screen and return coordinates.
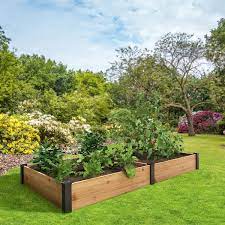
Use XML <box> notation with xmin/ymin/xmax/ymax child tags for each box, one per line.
<box><xmin>0</xmin><ymin>134</ymin><xmax>225</xmax><ymax>225</ymax></box>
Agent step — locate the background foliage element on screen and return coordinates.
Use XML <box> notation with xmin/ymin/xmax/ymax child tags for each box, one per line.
<box><xmin>0</xmin><ymin>17</ymin><xmax>225</xmax><ymax>156</ymax></box>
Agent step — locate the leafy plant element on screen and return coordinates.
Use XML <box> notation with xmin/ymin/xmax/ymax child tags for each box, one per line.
<box><xmin>154</xmin><ymin>128</ymin><xmax>183</xmax><ymax>159</ymax></box>
<box><xmin>55</xmin><ymin>159</ymin><xmax>74</xmax><ymax>182</ymax></box>
<box><xmin>109</xmin><ymin>110</ymin><xmax>183</xmax><ymax>160</ymax></box>
<box><xmin>33</xmin><ymin>142</ymin><xmax>73</xmax><ymax>181</ymax></box>
<box><xmin>78</xmin><ymin>129</ymin><xmax>107</xmax><ymax>178</ymax></box>
<box><xmin>108</xmin><ymin>108</ymin><xmax>136</xmax><ymax>142</ymax></box>
<box><xmin>134</xmin><ymin>118</ymin><xmax>183</xmax><ymax>160</ymax></box>
<box><xmin>78</xmin><ymin>132</ymin><xmax>137</xmax><ymax>178</ymax></box>
<box><xmin>117</xmin><ymin>145</ymin><xmax>136</xmax><ymax>178</ymax></box>
<box><xmin>82</xmin><ymin>151</ymin><xmax>103</xmax><ymax>178</ymax></box>
<box><xmin>79</xmin><ymin>128</ymin><xmax>107</xmax><ymax>156</ymax></box>
<box><xmin>105</xmin><ymin>143</ymin><xmax>137</xmax><ymax>178</ymax></box>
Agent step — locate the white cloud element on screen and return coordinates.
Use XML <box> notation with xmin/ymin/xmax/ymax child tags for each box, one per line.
<box><xmin>0</xmin><ymin>0</ymin><xmax>224</xmax><ymax>71</ymax></box>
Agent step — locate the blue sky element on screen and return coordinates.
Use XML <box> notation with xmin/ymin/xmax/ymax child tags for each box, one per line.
<box><xmin>0</xmin><ymin>0</ymin><xmax>224</xmax><ymax>71</ymax></box>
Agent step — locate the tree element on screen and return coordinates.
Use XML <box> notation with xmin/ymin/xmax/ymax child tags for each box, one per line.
<box><xmin>205</xmin><ymin>18</ymin><xmax>225</xmax><ymax>69</ymax></box>
<box><xmin>154</xmin><ymin>33</ymin><xmax>207</xmax><ymax>136</ymax></box>
<box><xmin>0</xmin><ymin>27</ymin><xmax>36</xmax><ymax>113</ymax></box>
<box><xmin>207</xmin><ymin>72</ymin><xmax>225</xmax><ymax>112</ymax></box>
<box><xmin>34</xmin><ymin>71</ymin><xmax>112</xmax><ymax>123</ymax></box>
<box><xmin>107</xmin><ymin>46</ymin><xmax>150</xmax><ymax>81</ymax></box>
<box><xmin>108</xmin><ymin>46</ymin><xmax>183</xmax><ymax>124</ymax></box>
<box><xmin>110</xmin><ymin>55</ymin><xmax>170</xmax><ymax>112</ymax></box>
<box><xmin>19</xmin><ymin>54</ymin><xmax>70</xmax><ymax>94</ymax></box>
<box><xmin>0</xmin><ymin>26</ymin><xmax>10</xmax><ymax>50</ymax></box>
<box><xmin>73</xmin><ymin>71</ymin><xmax>107</xmax><ymax>96</ymax></box>
<box><xmin>205</xmin><ymin>18</ymin><xmax>225</xmax><ymax>112</ymax></box>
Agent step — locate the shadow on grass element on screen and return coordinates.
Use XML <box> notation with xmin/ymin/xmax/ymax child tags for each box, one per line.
<box><xmin>0</xmin><ymin>170</ymin><xmax>61</xmax><ymax>213</ymax></box>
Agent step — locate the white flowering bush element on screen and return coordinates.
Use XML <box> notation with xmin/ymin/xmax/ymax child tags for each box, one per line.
<box><xmin>17</xmin><ymin>99</ymin><xmax>40</xmax><ymax>114</ymax></box>
<box><xmin>68</xmin><ymin>116</ymin><xmax>91</xmax><ymax>136</ymax></box>
<box><xmin>26</xmin><ymin>112</ymin><xmax>91</xmax><ymax>152</ymax></box>
<box><xmin>27</xmin><ymin>111</ymin><xmax>75</xmax><ymax>148</ymax></box>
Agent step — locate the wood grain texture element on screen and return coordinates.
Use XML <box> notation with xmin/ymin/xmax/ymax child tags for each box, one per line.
<box><xmin>72</xmin><ymin>165</ymin><xmax>150</xmax><ymax>210</ymax></box>
<box><xmin>154</xmin><ymin>154</ymin><xmax>196</xmax><ymax>182</ymax></box>
<box><xmin>24</xmin><ymin>166</ymin><xmax>62</xmax><ymax>208</ymax></box>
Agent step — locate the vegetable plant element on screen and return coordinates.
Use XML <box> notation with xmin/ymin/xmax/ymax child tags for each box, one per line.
<box><xmin>33</xmin><ymin>142</ymin><xmax>74</xmax><ymax>181</ymax></box>
<box><xmin>109</xmin><ymin>110</ymin><xmax>183</xmax><ymax>160</ymax></box>
<box><xmin>105</xmin><ymin>143</ymin><xmax>137</xmax><ymax>178</ymax></box>
<box><xmin>82</xmin><ymin>151</ymin><xmax>103</xmax><ymax>178</ymax></box>
<box><xmin>79</xmin><ymin>128</ymin><xmax>107</xmax><ymax>156</ymax></box>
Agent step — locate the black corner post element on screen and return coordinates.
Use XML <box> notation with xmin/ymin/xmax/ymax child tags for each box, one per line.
<box><xmin>150</xmin><ymin>160</ymin><xmax>155</xmax><ymax>185</ymax></box>
<box><xmin>20</xmin><ymin>164</ymin><xmax>27</xmax><ymax>184</ymax></box>
<box><xmin>61</xmin><ymin>180</ymin><xmax>72</xmax><ymax>213</ymax></box>
<box><xmin>194</xmin><ymin>153</ymin><xmax>199</xmax><ymax>170</ymax></box>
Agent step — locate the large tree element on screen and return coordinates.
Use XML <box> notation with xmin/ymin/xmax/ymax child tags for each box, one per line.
<box><xmin>107</xmin><ymin>47</ymin><xmax>168</xmax><ymax>111</ymax></box>
<box><xmin>107</xmin><ymin>46</ymin><xmax>150</xmax><ymax>81</ymax></box>
<box><xmin>0</xmin><ymin>26</ymin><xmax>10</xmax><ymax>50</ymax></box>
<box><xmin>206</xmin><ymin>18</ymin><xmax>225</xmax><ymax>112</ymax></box>
<box><xmin>154</xmin><ymin>33</ymin><xmax>207</xmax><ymax>136</ymax></box>
<box><xmin>19</xmin><ymin>54</ymin><xmax>70</xmax><ymax>94</ymax></box>
<box><xmin>0</xmin><ymin>26</ymin><xmax>36</xmax><ymax>113</ymax></box>
<box><xmin>206</xmin><ymin>18</ymin><xmax>225</xmax><ymax>69</ymax></box>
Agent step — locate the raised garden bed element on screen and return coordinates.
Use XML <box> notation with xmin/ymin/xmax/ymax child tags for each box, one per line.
<box><xmin>149</xmin><ymin>153</ymin><xmax>199</xmax><ymax>184</ymax></box>
<box><xmin>20</xmin><ymin>153</ymin><xmax>199</xmax><ymax>213</ymax></box>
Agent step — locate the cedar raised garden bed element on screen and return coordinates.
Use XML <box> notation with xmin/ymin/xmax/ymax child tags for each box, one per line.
<box><xmin>20</xmin><ymin>153</ymin><xmax>199</xmax><ymax>213</ymax></box>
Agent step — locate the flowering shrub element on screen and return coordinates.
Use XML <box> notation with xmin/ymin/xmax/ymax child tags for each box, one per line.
<box><xmin>178</xmin><ymin>111</ymin><xmax>223</xmax><ymax>134</ymax></box>
<box><xmin>27</xmin><ymin>112</ymin><xmax>91</xmax><ymax>152</ymax></box>
<box><xmin>17</xmin><ymin>99</ymin><xmax>40</xmax><ymax>114</ymax></box>
<box><xmin>0</xmin><ymin>114</ymin><xmax>40</xmax><ymax>154</ymax></box>
<box><xmin>27</xmin><ymin>111</ymin><xmax>75</xmax><ymax>147</ymax></box>
<box><xmin>68</xmin><ymin>116</ymin><xmax>91</xmax><ymax>136</ymax></box>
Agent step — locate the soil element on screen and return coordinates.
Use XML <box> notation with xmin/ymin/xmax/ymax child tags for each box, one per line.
<box><xmin>30</xmin><ymin>162</ymin><xmax>147</xmax><ymax>183</ymax></box>
<box><xmin>67</xmin><ymin>167</ymin><xmax>123</xmax><ymax>183</ymax></box>
<box><xmin>136</xmin><ymin>153</ymin><xmax>192</xmax><ymax>164</ymax></box>
<box><xmin>0</xmin><ymin>153</ymin><xmax>33</xmax><ymax>175</ymax></box>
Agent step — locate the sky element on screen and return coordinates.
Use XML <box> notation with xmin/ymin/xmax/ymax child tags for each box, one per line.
<box><xmin>0</xmin><ymin>0</ymin><xmax>224</xmax><ymax>71</ymax></box>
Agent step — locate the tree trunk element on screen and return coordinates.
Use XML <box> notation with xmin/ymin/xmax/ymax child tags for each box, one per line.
<box><xmin>186</xmin><ymin>111</ymin><xmax>195</xmax><ymax>136</ymax></box>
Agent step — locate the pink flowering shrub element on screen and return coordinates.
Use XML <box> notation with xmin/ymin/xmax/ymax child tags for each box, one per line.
<box><xmin>178</xmin><ymin>111</ymin><xmax>223</xmax><ymax>134</ymax></box>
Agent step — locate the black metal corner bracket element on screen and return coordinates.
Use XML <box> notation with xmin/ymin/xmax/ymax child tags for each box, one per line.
<box><xmin>194</xmin><ymin>153</ymin><xmax>199</xmax><ymax>170</ymax></box>
<box><xmin>150</xmin><ymin>160</ymin><xmax>155</xmax><ymax>185</ymax></box>
<box><xmin>61</xmin><ymin>180</ymin><xmax>72</xmax><ymax>213</ymax></box>
<box><xmin>20</xmin><ymin>164</ymin><xmax>27</xmax><ymax>184</ymax></box>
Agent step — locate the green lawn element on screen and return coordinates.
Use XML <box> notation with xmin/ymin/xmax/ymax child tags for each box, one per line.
<box><xmin>1</xmin><ymin>135</ymin><xmax>225</xmax><ymax>225</ymax></box>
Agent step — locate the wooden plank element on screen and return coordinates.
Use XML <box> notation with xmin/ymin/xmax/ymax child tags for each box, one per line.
<box><xmin>72</xmin><ymin>165</ymin><xmax>150</xmax><ymax>209</ymax></box>
<box><xmin>24</xmin><ymin>166</ymin><xmax>62</xmax><ymax>208</ymax></box>
<box><xmin>154</xmin><ymin>154</ymin><xmax>196</xmax><ymax>182</ymax></box>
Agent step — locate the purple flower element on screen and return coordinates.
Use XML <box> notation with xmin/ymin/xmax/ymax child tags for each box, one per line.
<box><xmin>178</xmin><ymin>111</ymin><xmax>223</xmax><ymax>134</ymax></box>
